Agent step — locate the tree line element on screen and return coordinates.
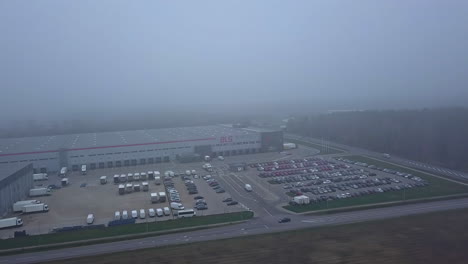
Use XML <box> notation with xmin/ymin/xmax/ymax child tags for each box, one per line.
<box><xmin>287</xmin><ymin>108</ymin><xmax>468</xmax><ymax>173</ymax></box>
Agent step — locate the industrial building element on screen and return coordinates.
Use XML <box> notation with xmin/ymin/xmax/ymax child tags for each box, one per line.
<box><xmin>0</xmin><ymin>125</ymin><xmax>283</xmax><ymax>173</ymax></box>
<box><xmin>0</xmin><ymin>163</ymin><xmax>34</xmax><ymax>217</ymax></box>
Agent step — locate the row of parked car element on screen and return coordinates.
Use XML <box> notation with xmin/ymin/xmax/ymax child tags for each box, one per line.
<box><xmin>114</xmin><ymin>207</ymin><xmax>171</xmax><ymax>220</ymax></box>
<box><xmin>163</xmin><ymin>177</ymin><xmax>182</xmax><ymax>203</ymax></box>
<box><xmin>269</xmin><ymin>169</ymin><xmax>370</xmax><ymax>186</ymax></box>
<box><xmin>203</xmin><ymin>175</ymin><xmax>226</xmax><ymax>193</ymax></box>
<box><xmin>335</xmin><ymin>157</ymin><xmax>426</xmax><ymax>182</ymax></box>
<box><xmin>182</xmin><ymin>175</ymin><xmax>199</xmax><ymax>195</ymax></box>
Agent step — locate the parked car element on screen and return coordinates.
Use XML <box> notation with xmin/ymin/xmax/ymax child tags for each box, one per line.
<box><xmin>278</xmin><ymin>217</ymin><xmax>291</xmax><ymax>223</ymax></box>
<box><xmin>227</xmin><ymin>201</ymin><xmax>238</xmax><ymax>206</ymax></box>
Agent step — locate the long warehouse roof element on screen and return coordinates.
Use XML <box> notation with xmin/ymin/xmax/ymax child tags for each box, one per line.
<box><xmin>0</xmin><ymin>125</ymin><xmax>272</xmax><ymax>157</ymax></box>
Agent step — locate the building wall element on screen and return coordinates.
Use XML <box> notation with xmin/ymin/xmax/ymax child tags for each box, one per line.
<box><xmin>0</xmin><ymin>130</ymin><xmax>278</xmax><ymax>173</ymax></box>
<box><xmin>0</xmin><ymin>164</ymin><xmax>34</xmax><ymax>217</ymax></box>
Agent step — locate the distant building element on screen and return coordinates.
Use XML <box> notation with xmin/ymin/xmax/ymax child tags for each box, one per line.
<box><xmin>0</xmin><ymin>125</ymin><xmax>283</xmax><ymax>173</ymax></box>
<box><xmin>0</xmin><ymin>163</ymin><xmax>34</xmax><ymax>217</ymax></box>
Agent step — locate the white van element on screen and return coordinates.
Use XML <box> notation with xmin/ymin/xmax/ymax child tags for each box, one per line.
<box><xmin>86</xmin><ymin>214</ymin><xmax>94</xmax><ymax>224</ymax></box>
<box><xmin>170</xmin><ymin>202</ymin><xmax>185</xmax><ymax>210</ymax></box>
<box><xmin>163</xmin><ymin>207</ymin><xmax>171</xmax><ymax>216</ymax></box>
<box><xmin>131</xmin><ymin>210</ymin><xmax>138</xmax><ymax>219</ymax></box>
<box><xmin>114</xmin><ymin>211</ymin><xmax>121</xmax><ymax>220</ymax></box>
<box><xmin>148</xmin><ymin>208</ymin><xmax>156</xmax><ymax>217</ymax></box>
<box><xmin>122</xmin><ymin>210</ymin><xmax>128</xmax><ymax>219</ymax></box>
<box><xmin>139</xmin><ymin>209</ymin><xmax>146</xmax><ymax>219</ymax></box>
<box><xmin>156</xmin><ymin>208</ymin><xmax>163</xmax><ymax>217</ymax></box>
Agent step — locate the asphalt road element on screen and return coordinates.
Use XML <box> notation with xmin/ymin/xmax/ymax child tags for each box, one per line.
<box><xmin>2</xmin><ymin>198</ymin><xmax>468</xmax><ymax>264</ymax></box>
<box><xmin>284</xmin><ymin>133</ymin><xmax>468</xmax><ymax>181</ymax></box>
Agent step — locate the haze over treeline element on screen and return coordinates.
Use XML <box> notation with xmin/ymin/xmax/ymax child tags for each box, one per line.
<box><xmin>287</xmin><ymin>108</ymin><xmax>468</xmax><ymax>172</ymax></box>
<box><xmin>1</xmin><ymin>0</ymin><xmax>468</xmax><ymax>123</ymax></box>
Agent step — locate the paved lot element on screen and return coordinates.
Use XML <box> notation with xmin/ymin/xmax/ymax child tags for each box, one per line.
<box><xmin>0</xmin><ymin>161</ymin><xmax>247</xmax><ymax>239</ymax></box>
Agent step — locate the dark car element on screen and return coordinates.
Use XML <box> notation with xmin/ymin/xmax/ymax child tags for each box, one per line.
<box><xmin>216</xmin><ymin>189</ymin><xmax>226</xmax><ymax>193</ymax></box>
<box><xmin>194</xmin><ymin>196</ymin><xmax>204</xmax><ymax>200</ymax></box>
<box><xmin>278</xmin><ymin>217</ymin><xmax>291</xmax><ymax>223</ymax></box>
<box><xmin>222</xmin><ymin>198</ymin><xmax>233</xmax><ymax>202</ymax></box>
<box><xmin>227</xmin><ymin>201</ymin><xmax>238</xmax><ymax>205</ymax></box>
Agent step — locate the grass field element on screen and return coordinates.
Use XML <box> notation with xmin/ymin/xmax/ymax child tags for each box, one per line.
<box><xmin>284</xmin><ymin>155</ymin><xmax>468</xmax><ymax>213</ymax></box>
<box><xmin>49</xmin><ymin>208</ymin><xmax>468</xmax><ymax>264</ymax></box>
<box><xmin>285</xmin><ymin>138</ymin><xmax>345</xmax><ymax>154</ymax></box>
<box><xmin>0</xmin><ymin>211</ymin><xmax>253</xmax><ymax>251</ymax></box>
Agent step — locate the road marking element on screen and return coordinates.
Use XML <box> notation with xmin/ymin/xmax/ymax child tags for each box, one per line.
<box><xmin>263</xmin><ymin>207</ymin><xmax>273</xmax><ymax>216</ymax></box>
<box><xmin>264</xmin><ymin>224</ymin><xmax>269</xmax><ymax>229</ymax></box>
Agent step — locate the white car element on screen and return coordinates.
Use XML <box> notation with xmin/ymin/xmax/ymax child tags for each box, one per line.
<box><xmin>139</xmin><ymin>209</ymin><xmax>146</xmax><ymax>219</ymax></box>
<box><xmin>131</xmin><ymin>210</ymin><xmax>138</xmax><ymax>219</ymax></box>
<box><xmin>163</xmin><ymin>207</ymin><xmax>171</xmax><ymax>216</ymax></box>
<box><xmin>148</xmin><ymin>208</ymin><xmax>156</xmax><ymax>217</ymax></box>
<box><xmin>122</xmin><ymin>210</ymin><xmax>128</xmax><ymax>219</ymax></box>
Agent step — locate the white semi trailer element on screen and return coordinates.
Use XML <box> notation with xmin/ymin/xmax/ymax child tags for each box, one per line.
<box><xmin>29</xmin><ymin>188</ymin><xmax>51</xmax><ymax>197</ymax></box>
<box><xmin>13</xmin><ymin>200</ymin><xmax>41</xmax><ymax>212</ymax></box>
<box><xmin>33</xmin><ymin>173</ymin><xmax>48</xmax><ymax>181</ymax></box>
<box><xmin>81</xmin><ymin>165</ymin><xmax>87</xmax><ymax>175</ymax></box>
<box><xmin>0</xmin><ymin>217</ymin><xmax>23</xmax><ymax>229</ymax></box>
<box><xmin>22</xmin><ymin>203</ymin><xmax>49</xmax><ymax>213</ymax></box>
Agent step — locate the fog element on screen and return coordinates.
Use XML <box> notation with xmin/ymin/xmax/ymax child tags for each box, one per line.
<box><xmin>1</xmin><ymin>0</ymin><xmax>468</xmax><ymax>123</ymax></box>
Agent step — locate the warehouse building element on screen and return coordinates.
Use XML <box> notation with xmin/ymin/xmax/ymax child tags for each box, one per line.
<box><xmin>0</xmin><ymin>163</ymin><xmax>34</xmax><ymax>217</ymax></box>
<box><xmin>0</xmin><ymin>125</ymin><xmax>283</xmax><ymax>173</ymax></box>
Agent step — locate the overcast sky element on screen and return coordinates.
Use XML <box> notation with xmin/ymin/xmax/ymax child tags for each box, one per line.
<box><xmin>1</xmin><ymin>0</ymin><xmax>467</xmax><ymax>121</ymax></box>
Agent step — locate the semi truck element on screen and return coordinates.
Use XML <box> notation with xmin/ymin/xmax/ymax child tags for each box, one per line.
<box><xmin>118</xmin><ymin>184</ymin><xmax>125</xmax><ymax>195</ymax></box>
<box><xmin>13</xmin><ymin>200</ymin><xmax>40</xmax><ymax>212</ymax></box>
<box><xmin>142</xmin><ymin>182</ymin><xmax>149</xmax><ymax>192</ymax></box>
<box><xmin>0</xmin><ymin>217</ymin><xmax>23</xmax><ymax>229</ymax></box>
<box><xmin>159</xmin><ymin>192</ymin><xmax>166</xmax><ymax>202</ymax></box>
<box><xmin>140</xmin><ymin>172</ymin><xmax>147</xmax><ymax>180</ymax></box>
<box><xmin>22</xmin><ymin>203</ymin><xmax>49</xmax><ymax>213</ymax></box>
<box><xmin>151</xmin><ymin>193</ymin><xmax>159</xmax><ymax>203</ymax></box>
<box><xmin>61</xmin><ymin>178</ymin><xmax>69</xmax><ymax>186</ymax></box>
<box><xmin>33</xmin><ymin>173</ymin><xmax>48</xmax><ymax>181</ymax></box>
<box><xmin>147</xmin><ymin>171</ymin><xmax>154</xmax><ymax>180</ymax></box>
<box><xmin>81</xmin><ymin>165</ymin><xmax>87</xmax><ymax>175</ymax></box>
<box><xmin>29</xmin><ymin>188</ymin><xmax>51</xmax><ymax>197</ymax></box>
<box><xmin>154</xmin><ymin>176</ymin><xmax>161</xmax><ymax>185</ymax></box>
<box><xmin>100</xmin><ymin>176</ymin><xmax>107</xmax><ymax>184</ymax></box>
<box><xmin>60</xmin><ymin>167</ymin><xmax>67</xmax><ymax>177</ymax></box>
<box><xmin>113</xmin><ymin>175</ymin><xmax>120</xmax><ymax>183</ymax></box>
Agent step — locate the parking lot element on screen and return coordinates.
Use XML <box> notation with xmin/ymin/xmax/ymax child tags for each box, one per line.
<box><xmin>0</xmin><ymin>162</ymin><xmax>246</xmax><ymax>238</ymax></box>
<box><xmin>244</xmin><ymin>156</ymin><xmax>428</xmax><ymax>206</ymax></box>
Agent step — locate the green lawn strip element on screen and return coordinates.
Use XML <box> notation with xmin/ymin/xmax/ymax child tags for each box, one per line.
<box><xmin>0</xmin><ymin>211</ymin><xmax>253</xmax><ymax>251</ymax></box>
<box><xmin>283</xmin><ymin>155</ymin><xmax>468</xmax><ymax>213</ymax></box>
<box><xmin>285</xmin><ymin>138</ymin><xmax>344</xmax><ymax>154</ymax></box>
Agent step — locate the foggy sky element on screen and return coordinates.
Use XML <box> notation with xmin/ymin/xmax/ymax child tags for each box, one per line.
<box><xmin>1</xmin><ymin>0</ymin><xmax>468</xmax><ymax>121</ymax></box>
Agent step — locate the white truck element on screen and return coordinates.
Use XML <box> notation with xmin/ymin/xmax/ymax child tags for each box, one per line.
<box><xmin>150</xmin><ymin>193</ymin><xmax>159</xmax><ymax>203</ymax></box>
<box><xmin>159</xmin><ymin>192</ymin><xmax>166</xmax><ymax>202</ymax></box>
<box><xmin>170</xmin><ymin>202</ymin><xmax>184</xmax><ymax>210</ymax></box>
<box><xmin>60</xmin><ymin>167</ymin><xmax>67</xmax><ymax>177</ymax></box>
<box><xmin>142</xmin><ymin>182</ymin><xmax>149</xmax><ymax>192</ymax></box>
<box><xmin>120</xmin><ymin>174</ymin><xmax>127</xmax><ymax>183</ymax></box>
<box><xmin>33</xmin><ymin>173</ymin><xmax>48</xmax><ymax>181</ymax></box>
<box><xmin>81</xmin><ymin>165</ymin><xmax>87</xmax><ymax>175</ymax></box>
<box><xmin>0</xmin><ymin>217</ymin><xmax>23</xmax><ymax>229</ymax></box>
<box><xmin>293</xmin><ymin>195</ymin><xmax>310</xmax><ymax>205</ymax></box>
<box><xmin>61</xmin><ymin>178</ymin><xmax>69</xmax><ymax>186</ymax></box>
<box><xmin>100</xmin><ymin>176</ymin><xmax>107</xmax><ymax>184</ymax></box>
<box><xmin>22</xmin><ymin>203</ymin><xmax>49</xmax><ymax>213</ymax></box>
<box><xmin>140</xmin><ymin>172</ymin><xmax>147</xmax><ymax>180</ymax></box>
<box><xmin>29</xmin><ymin>188</ymin><xmax>51</xmax><ymax>197</ymax></box>
<box><xmin>154</xmin><ymin>176</ymin><xmax>161</xmax><ymax>185</ymax></box>
<box><xmin>13</xmin><ymin>200</ymin><xmax>40</xmax><ymax>212</ymax></box>
<box><xmin>114</xmin><ymin>174</ymin><xmax>120</xmax><ymax>183</ymax></box>
<box><xmin>118</xmin><ymin>184</ymin><xmax>125</xmax><ymax>195</ymax></box>
<box><xmin>244</xmin><ymin>184</ymin><xmax>252</xmax><ymax>192</ymax></box>
<box><xmin>87</xmin><ymin>214</ymin><xmax>94</xmax><ymax>224</ymax></box>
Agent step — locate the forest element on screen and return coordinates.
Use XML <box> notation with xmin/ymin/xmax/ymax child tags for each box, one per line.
<box><xmin>287</xmin><ymin>108</ymin><xmax>468</xmax><ymax>172</ymax></box>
